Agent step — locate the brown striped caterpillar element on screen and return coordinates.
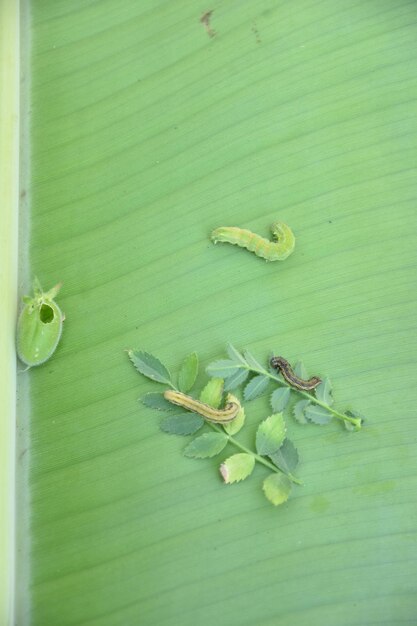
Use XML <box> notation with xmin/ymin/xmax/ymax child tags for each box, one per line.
<box><xmin>164</xmin><ymin>390</ymin><xmax>239</xmax><ymax>423</ymax></box>
<box><xmin>211</xmin><ymin>221</ymin><xmax>295</xmax><ymax>261</ymax></box>
<box><xmin>270</xmin><ymin>356</ymin><xmax>322</xmax><ymax>391</ymax></box>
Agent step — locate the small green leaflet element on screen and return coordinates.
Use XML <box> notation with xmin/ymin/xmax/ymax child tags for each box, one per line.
<box><xmin>160</xmin><ymin>413</ymin><xmax>204</xmax><ymax>436</ymax></box>
<box><xmin>199</xmin><ymin>378</ymin><xmax>224</xmax><ymax>408</ymax></box>
<box><xmin>243</xmin><ymin>375</ymin><xmax>269</xmax><ymax>401</ymax></box>
<box><xmin>294</xmin><ymin>360</ymin><xmax>308</xmax><ymax>379</ymax></box>
<box><xmin>270</xmin><ymin>387</ymin><xmax>291</xmax><ymax>412</ymax></box>
<box><xmin>220</xmin><ymin>453</ymin><xmax>255</xmax><ymax>484</ymax></box>
<box><xmin>242</xmin><ymin>350</ymin><xmax>264</xmax><ymax>371</ymax></box>
<box><xmin>256</xmin><ymin>413</ymin><xmax>286</xmax><ymax>456</ymax></box>
<box><xmin>224</xmin><ymin>368</ymin><xmax>249</xmax><ymax>391</ymax></box>
<box><xmin>226</xmin><ymin>343</ymin><xmax>247</xmax><ymax>365</ymax></box>
<box><xmin>142</xmin><ymin>392</ymin><xmax>176</xmax><ymax>411</ymax></box>
<box><xmin>206</xmin><ymin>359</ymin><xmax>241</xmax><ymax>379</ymax></box>
<box><xmin>315</xmin><ymin>377</ymin><xmax>333</xmax><ymax>405</ymax></box>
<box><xmin>178</xmin><ymin>352</ymin><xmax>199</xmax><ymax>393</ymax></box>
<box><xmin>222</xmin><ymin>394</ymin><xmax>245</xmax><ymax>435</ymax></box>
<box><xmin>304</xmin><ymin>405</ymin><xmax>333</xmax><ymax>425</ymax></box>
<box><xmin>184</xmin><ymin>433</ymin><xmax>228</xmax><ymax>459</ymax></box>
<box><xmin>128</xmin><ymin>350</ymin><xmax>172</xmax><ymax>385</ymax></box>
<box><xmin>293</xmin><ymin>399</ymin><xmax>311</xmax><ymax>424</ymax></box>
<box><xmin>269</xmin><ymin>439</ymin><xmax>299</xmax><ymax>475</ymax></box>
<box><xmin>263</xmin><ymin>473</ymin><xmax>292</xmax><ymax>506</ymax></box>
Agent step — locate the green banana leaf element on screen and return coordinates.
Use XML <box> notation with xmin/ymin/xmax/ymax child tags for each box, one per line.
<box><xmin>14</xmin><ymin>1</ymin><xmax>417</xmax><ymax>624</ymax></box>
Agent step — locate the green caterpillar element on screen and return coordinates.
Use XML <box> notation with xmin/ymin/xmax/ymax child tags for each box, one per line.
<box><xmin>211</xmin><ymin>221</ymin><xmax>295</xmax><ymax>261</ymax></box>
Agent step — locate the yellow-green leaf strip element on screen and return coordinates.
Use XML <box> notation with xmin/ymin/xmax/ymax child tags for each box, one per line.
<box><xmin>211</xmin><ymin>221</ymin><xmax>295</xmax><ymax>262</ymax></box>
<box><xmin>16</xmin><ymin>279</ymin><xmax>64</xmax><ymax>368</ymax></box>
<box><xmin>178</xmin><ymin>352</ymin><xmax>199</xmax><ymax>393</ymax></box>
<box><xmin>220</xmin><ymin>453</ymin><xmax>255</xmax><ymax>484</ymax></box>
<box><xmin>199</xmin><ymin>378</ymin><xmax>224</xmax><ymax>408</ymax></box>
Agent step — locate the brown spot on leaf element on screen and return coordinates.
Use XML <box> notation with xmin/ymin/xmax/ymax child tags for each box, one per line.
<box><xmin>200</xmin><ymin>10</ymin><xmax>216</xmax><ymax>38</ymax></box>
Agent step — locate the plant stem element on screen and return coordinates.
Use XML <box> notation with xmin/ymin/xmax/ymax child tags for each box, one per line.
<box><xmin>208</xmin><ymin>423</ymin><xmax>303</xmax><ymax>485</ymax></box>
<box><xmin>243</xmin><ymin>366</ymin><xmax>362</xmax><ymax>429</ymax></box>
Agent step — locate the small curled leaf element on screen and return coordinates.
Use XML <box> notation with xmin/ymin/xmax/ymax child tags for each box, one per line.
<box><xmin>263</xmin><ymin>473</ymin><xmax>292</xmax><ymax>506</ymax></box>
<box><xmin>243</xmin><ymin>375</ymin><xmax>269</xmax><ymax>401</ymax></box>
<box><xmin>184</xmin><ymin>433</ymin><xmax>228</xmax><ymax>459</ymax></box>
<box><xmin>178</xmin><ymin>352</ymin><xmax>199</xmax><ymax>393</ymax></box>
<box><xmin>220</xmin><ymin>453</ymin><xmax>255</xmax><ymax>484</ymax></box>
<box><xmin>222</xmin><ymin>394</ymin><xmax>245</xmax><ymax>435</ymax></box>
<box><xmin>128</xmin><ymin>350</ymin><xmax>172</xmax><ymax>385</ymax></box>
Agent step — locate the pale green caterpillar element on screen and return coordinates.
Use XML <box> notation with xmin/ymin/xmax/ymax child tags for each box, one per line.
<box><xmin>211</xmin><ymin>221</ymin><xmax>295</xmax><ymax>261</ymax></box>
<box><xmin>164</xmin><ymin>390</ymin><xmax>239</xmax><ymax>423</ymax></box>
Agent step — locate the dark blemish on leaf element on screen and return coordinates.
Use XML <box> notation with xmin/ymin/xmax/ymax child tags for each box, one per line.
<box><xmin>20</xmin><ymin>189</ymin><xmax>26</xmax><ymax>199</ymax></box>
<box><xmin>251</xmin><ymin>21</ymin><xmax>261</xmax><ymax>44</ymax></box>
<box><xmin>328</xmin><ymin>220</ymin><xmax>333</xmax><ymax>224</ymax></box>
<box><xmin>200</xmin><ymin>10</ymin><xmax>216</xmax><ymax>38</ymax></box>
